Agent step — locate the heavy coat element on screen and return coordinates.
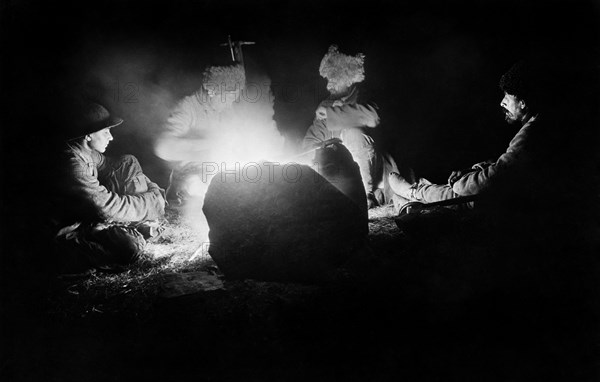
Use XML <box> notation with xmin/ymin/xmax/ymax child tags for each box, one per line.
<box><xmin>59</xmin><ymin>142</ymin><xmax>164</xmax><ymax>225</ymax></box>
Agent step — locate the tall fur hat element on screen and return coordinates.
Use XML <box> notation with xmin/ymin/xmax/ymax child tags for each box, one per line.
<box><xmin>319</xmin><ymin>45</ymin><xmax>365</xmax><ymax>85</ymax></box>
<box><xmin>202</xmin><ymin>63</ymin><xmax>246</xmax><ymax>92</ymax></box>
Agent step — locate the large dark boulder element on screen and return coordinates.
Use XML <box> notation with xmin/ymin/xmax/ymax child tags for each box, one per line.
<box><xmin>203</xmin><ymin>146</ymin><xmax>367</xmax><ymax>283</ymax></box>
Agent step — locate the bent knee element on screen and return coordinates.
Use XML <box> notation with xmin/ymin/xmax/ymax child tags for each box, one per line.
<box><xmin>342</xmin><ymin>128</ymin><xmax>374</xmax><ymax>150</ymax></box>
<box><xmin>117</xmin><ymin>154</ymin><xmax>140</xmax><ymax>166</ymax></box>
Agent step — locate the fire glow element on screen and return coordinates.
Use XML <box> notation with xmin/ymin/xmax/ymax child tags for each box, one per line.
<box><xmin>156</xmin><ymin>93</ymin><xmax>288</xmax><ymax>257</ymax></box>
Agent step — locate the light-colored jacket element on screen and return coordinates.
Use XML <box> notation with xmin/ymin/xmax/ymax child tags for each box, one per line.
<box><xmin>163</xmin><ymin>91</ymin><xmax>232</xmax><ymax>138</ymax></box>
<box><xmin>303</xmin><ymin>87</ymin><xmax>379</xmax><ymax>149</ymax></box>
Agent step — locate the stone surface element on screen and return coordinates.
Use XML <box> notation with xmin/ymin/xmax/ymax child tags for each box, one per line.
<box><xmin>203</xmin><ymin>147</ymin><xmax>367</xmax><ymax>283</ymax></box>
<box><xmin>160</xmin><ymin>271</ymin><xmax>224</xmax><ymax>298</ymax></box>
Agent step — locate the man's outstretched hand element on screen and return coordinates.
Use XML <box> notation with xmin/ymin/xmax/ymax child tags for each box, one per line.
<box><xmin>447</xmin><ymin>169</ymin><xmax>475</xmax><ymax>186</ymax></box>
<box><xmin>448</xmin><ymin>160</ymin><xmax>494</xmax><ymax>186</ymax></box>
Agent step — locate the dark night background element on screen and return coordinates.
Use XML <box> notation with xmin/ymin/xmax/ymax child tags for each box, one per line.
<box><xmin>1</xmin><ymin>0</ymin><xmax>598</xmax><ymax>184</ymax></box>
<box><xmin>1</xmin><ymin>0</ymin><xmax>599</xmax><ymax>381</ymax></box>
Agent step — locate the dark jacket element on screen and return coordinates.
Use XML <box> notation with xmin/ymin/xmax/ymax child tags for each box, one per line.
<box><xmin>59</xmin><ymin>142</ymin><xmax>164</xmax><ymax>224</ymax></box>
<box><xmin>452</xmin><ymin>116</ymin><xmax>541</xmax><ymax>196</ymax></box>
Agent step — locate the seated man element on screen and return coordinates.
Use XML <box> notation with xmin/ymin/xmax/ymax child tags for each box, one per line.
<box><xmin>304</xmin><ymin>45</ymin><xmax>386</xmax><ymax>208</ymax></box>
<box><xmin>55</xmin><ymin>100</ymin><xmax>166</xmax><ymax>273</ymax></box>
<box><xmin>154</xmin><ymin>64</ymin><xmax>246</xmax><ymax>204</ymax></box>
<box><xmin>389</xmin><ymin>61</ymin><xmax>559</xmax><ymax>214</ymax></box>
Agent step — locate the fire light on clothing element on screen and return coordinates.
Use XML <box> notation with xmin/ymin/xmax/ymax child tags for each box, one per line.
<box><xmin>154</xmin><ymin>63</ymin><xmax>284</xmax><ymax>243</ymax></box>
<box><xmin>54</xmin><ymin>101</ymin><xmax>166</xmax><ymax>273</ymax></box>
<box><xmin>303</xmin><ymin>45</ymin><xmax>400</xmax><ymax>209</ymax></box>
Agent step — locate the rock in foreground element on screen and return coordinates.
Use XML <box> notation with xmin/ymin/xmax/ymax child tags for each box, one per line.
<box><xmin>203</xmin><ymin>158</ymin><xmax>367</xmax><ymax>283</ymax></box>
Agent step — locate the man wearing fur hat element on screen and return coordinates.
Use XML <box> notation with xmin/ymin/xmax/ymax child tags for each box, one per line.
<box><xmin>304</xmin><ymin>45</ymin><xmax>386</xmax><ymax>208</ymax></box>
<box><xmin>55</xmin><ymin>100</ymin><xmax>166</xmax><ymax>273</ymax></box>
<box><xmin>154</xmin><ymin>64</ymin><xmax>246</xmax><ymax>204</ymax></box>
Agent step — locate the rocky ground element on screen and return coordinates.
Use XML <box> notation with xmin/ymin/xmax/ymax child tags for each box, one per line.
<box><xmin>3</xmin><ymin>204</ymin><xmax>599</xmax><ymax>382</ymax></box>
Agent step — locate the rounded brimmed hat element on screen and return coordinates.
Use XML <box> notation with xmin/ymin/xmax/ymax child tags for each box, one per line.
<box><xmin>319</xmin><ymin>45</ymin><xmax>366</xmax><ymax>85</ymax></box>
<box><xmin>66</xmin><ymin>101</ymin><xmax>123</xmax><ymax>141</ymax></box>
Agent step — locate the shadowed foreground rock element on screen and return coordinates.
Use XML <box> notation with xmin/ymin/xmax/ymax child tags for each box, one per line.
<box><xmin>203</xmin><ymin>153</ymin><xmax>367</xmax><ymax>283</ymax></box>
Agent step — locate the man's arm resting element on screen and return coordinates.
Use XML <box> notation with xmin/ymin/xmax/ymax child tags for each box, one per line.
<box><xmin>451</xmin><ymin>148</ymin><xmax>525</xmax><ymax>196</ymax></box>
<box><xmin>154</xmin><ymin>133</ymin><xmax>212</xmax><ymax>162</ymax></box>
<box><xmin>71</xmin><ymin>160</ymin><xmax>164</xmax><ymax>222</ymax></box>
<box><xmin>326</xmin><ymin>103</ymin><xmax>380</xmax><ymax>131</ymax></box>
<box><xmin>302</xmin><ymin>118</ymin><xmax>331</xmax><ymax>149</ymax></box>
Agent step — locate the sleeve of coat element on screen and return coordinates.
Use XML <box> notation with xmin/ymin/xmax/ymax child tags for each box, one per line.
<box><xmin>302</xmin><ymin>118</ymin><xmax>331</xmax><ymax>149</ymax></box>
<box><xmin>325</xmin><ymin>103</ymin><xmax>380</xmax><ymax>131</ymax></box>
<box><xmin>164</xmin><ymin>96</ymin><xmax>197</xmax><ymax>137</ymax></box>
<box><xmin>68</xmin><ymin>157</ymin><xmax>164</xmax><ymax>222</ymax></box>
<box><xmin>452</xmin><ymin>125</ymin><xmax>532</xmax><ymax>196</ymax></box>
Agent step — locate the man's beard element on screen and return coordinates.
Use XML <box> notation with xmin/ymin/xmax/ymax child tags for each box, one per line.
<box><xmin>327</xmin><ymin>82</ymin><xmax>351</xmax><ymax>97</ymax></box>
<box><xmin>211</xmin><ymin>98</ymin><xmax>233</xmax><ymax>112</ymax></box>
<box><xmin>503</xmin><ymin>109</ymin><xmax>519</xmax><ymax>124</ymax></box>
<box><xmin>327</xmin><ymin>86</ymin><xmax>344</xmax><ymax>96</ymax></box>
<box><xmin>504</xmin><ymin>114</ymin><xmax>517</xmax><ymax>124</ymax></box>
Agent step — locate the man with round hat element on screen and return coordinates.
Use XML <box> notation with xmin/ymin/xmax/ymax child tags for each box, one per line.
<box><xmin>54</xmin><ymin>99</ymin><xmax>166</xmax><ymax>273</ymax></box>
<box><xmin>303</xmin><ymin>45</ymin><xmax>401</xmax><ymax>209</ymax></box>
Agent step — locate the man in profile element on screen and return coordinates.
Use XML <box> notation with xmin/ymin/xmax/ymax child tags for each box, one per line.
<box><xmin>388</xmin><ymin>60</ymin><xmax>566</xmax><ymax>214</ymax></box>
<box><xmin>55</xmin><ymin>100</ymin><xmax>166</xmax><ymax>273</ymax></box>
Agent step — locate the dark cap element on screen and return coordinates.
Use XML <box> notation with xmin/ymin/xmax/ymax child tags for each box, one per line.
<box><xmin>65</xmin><ymin>101</ymin><xmax>123</xmax><ymax>141</ymax></box>
<box><xmin>499</xmin><ymin>59</ymin><xmax>553</xmax><ymax>112</ymax></box>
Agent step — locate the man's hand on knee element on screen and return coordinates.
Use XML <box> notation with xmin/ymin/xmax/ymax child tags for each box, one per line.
<box><xmin>448</xmin><ymin>168</ymin><xmax>476</xmax><ymax>186</ymax></box>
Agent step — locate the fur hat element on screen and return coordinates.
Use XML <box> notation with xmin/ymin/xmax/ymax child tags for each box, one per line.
<box><xmin>202</xmin><ymin>63</ymin><xmax>246</xmax><ymax>92</ymax></box>
<box><xmin>499</xmin><ymin>60</ymin><xmax>552</xmax><ymax>112</ymax></box>
<box><xmin>499</xmin><ymin>61</ymin><xmax>533</xmax><ymax>99</ymax></box>
<box><xmin>319</xmin><ymin>45</ymin><xmax>365</xmax><ymax>85</ymax></box>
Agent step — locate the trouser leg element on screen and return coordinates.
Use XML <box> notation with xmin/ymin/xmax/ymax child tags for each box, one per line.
<box><xmin>413</xmin><ymin>183</ymin><xmax>458</xmax><ymax>203</ymax></box>
<box><xmin>341</xmin><ymin>128</ymin><xmax>376</xmax><ymax>194</ymax></box>
<box><xmin>165</xmin><ymin>161</ymin><xmax>210</xmax><ymax>205</ymax></box>
<box><xmin>100</xmin><ymin>155</ymin><xmax>149</xmax><ymax>195</ymax></box>
<box><xmin>56</xmin><ymin>223</ymin><xmax>146</xmax><ymax>272</ymax></box>
<box><xmin>87</xmin><ymin>224</ymin><xmax>146</xmax><ymax>266</ymax></box>
<box><xmin>93</xmin><ymin>155</ymin><xmax>154</xmax><ymax>268</ymax></box>
<box><xmin>380</xmin><ymin>151</ymin><xmax>401</xmax><ymax>205</ymax></box>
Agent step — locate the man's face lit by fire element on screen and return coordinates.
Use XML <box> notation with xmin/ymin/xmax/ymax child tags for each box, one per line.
<box><xmin>86</xmin><ymin>127</ymin><xmax>113</xmax><ymax>153</ymax></box>
<box><xmin>500</xmin><ymin>92</ymin><xmax>527</xmax><ymax>124</ymax></box>
<box><xmin>204</xmin><ymin>84</ymin><xmax>241</xmax><ymax>112</ymax></box>
<box><xmin>326</xmin><ymin>78</ymin><xmax>352</xmax><ymax>96</ymax></box>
